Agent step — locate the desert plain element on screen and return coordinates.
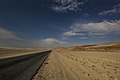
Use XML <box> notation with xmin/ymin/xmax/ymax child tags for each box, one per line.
<box><xmin>0</xmin><ymin>42</ymin><xmax>120</xmax><ymax>80</ymax></box>
<box><xmin>33</xmin><ymin>42</ymin><xmax>120</xmax><ymax>80</ymax></box>
<box><xmin>0</xmin><ymin>48</ymin><xmax>44</xmax><ymax>59</ymax></box>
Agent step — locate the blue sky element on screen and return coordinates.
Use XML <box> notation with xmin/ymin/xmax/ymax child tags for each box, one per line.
<box><xmin>0</xmin><ymin>0</ymin><xmax>120</xmax><ymax>48</ymax></box>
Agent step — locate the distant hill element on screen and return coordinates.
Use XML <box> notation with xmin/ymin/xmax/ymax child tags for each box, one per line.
<box><xmin>54</xmin><ymin>42</ymin><xmax>120</xmax><ymax>52</ymax></box>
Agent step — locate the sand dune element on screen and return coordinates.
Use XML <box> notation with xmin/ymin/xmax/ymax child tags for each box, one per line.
<box><xmin>54</xmin><ymin>42</ymin><xmax>120</xmax><ymax>51</ymax></box>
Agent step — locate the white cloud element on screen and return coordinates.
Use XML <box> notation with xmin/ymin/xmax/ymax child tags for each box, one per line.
<box><xmin>0</xmin><ymin>38</ymin><xmax>68</xmax><ymax>49</ymax></box>
<box><xmin>63</xmin><ymin>31</ymin><xmax>77</xmax><ymax>36</ymax></box>
<box><xmin>80</xmin><ymin>37</ymin><xmax>87</xmax><ymax>39</ymax></box>
<box><xmin>0</xmin><ymin>27</ymin><xmax>67</xmax><ymax>48</ymax></box>
<box><xmin>0</xmin><ymin>27</ymin><xmax>20</xmax><ymax>40</ymax></box>
<box><xmin>51</xmin><ymin>0</ymin><xmax>84</xmax><ymax>12</ymax></box>
<box><xmin>34</xmin><ymin>38</ymin><xmax>68</xmax><ymax>49</ymax></box>
<box><xmin>99</xmin><ymin>4</ymin><xmax>120</xmax><ymax>15</ymax></box>
<box><xmin>0</xmin><ymin>28</ymin><xmax>67</xmax><ymax>48</ymax></box>
<box><xmin>63</xmin><ymin>20</ymin><xmax>120</xmax><ymax>36</ymax></box>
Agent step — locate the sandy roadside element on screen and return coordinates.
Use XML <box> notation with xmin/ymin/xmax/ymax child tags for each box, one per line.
<box><xmin>32</xmin><ymin>51</ymin><xmax>120</xmax><ymax>80</ymax></box>
<box><xmin>0</xmin><ymin>50</ymin><xmax>46</xmax><ymax>59</ymax></box>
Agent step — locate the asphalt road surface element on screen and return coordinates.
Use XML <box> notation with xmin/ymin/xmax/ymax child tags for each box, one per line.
<box><xmin>0</xmin><ymin>50</ymin><xmax>51</xmax><ymax>80</ymax></box>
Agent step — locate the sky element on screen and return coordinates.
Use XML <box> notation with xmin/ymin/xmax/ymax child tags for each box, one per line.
<box><xmin>0</xmin><ymin>0</ymin><xmax>120</xmax><ymax>48</ymax></box>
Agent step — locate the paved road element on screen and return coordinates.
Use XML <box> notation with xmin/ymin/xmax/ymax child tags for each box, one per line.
<box><xmin>0</xmin><ymin>50</ymin><xmax>51</xmax><ymax>80</ymax></box>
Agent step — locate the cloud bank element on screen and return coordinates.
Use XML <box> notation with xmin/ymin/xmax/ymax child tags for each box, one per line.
<box><xmin>0</xmin><ymin>27</ymin><xmax>67</xmax><ymax>49</ymax></box>
<box><xmin>0</xmin><ymin>27</ymin><xmax>20</xmax><ymax>40</ymax></box>
<box><xmin>33</xmin><ymin>38</ymin><xmax>68</xmax><ymax>49</ymax></box>
<box><xmin>63</xmin><ymin>20</ymin><xmax>120</xmax><ymax>36</ymax></box>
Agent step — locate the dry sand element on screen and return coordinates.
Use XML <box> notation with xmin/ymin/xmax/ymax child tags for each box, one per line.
<box><xmin>0</xmin><ymin>48</ymin><xmax>45</xmax><ymax>59</ymax></box>
<box><xmin>32</xmin><ymin>50</ymin><xmax>120</xmax><ymax>80</ymax></box>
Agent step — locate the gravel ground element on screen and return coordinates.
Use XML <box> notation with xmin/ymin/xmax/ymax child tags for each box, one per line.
<box><xmin>33</xmin><ymin>50</ymin><xmax>120</xmax><ymax>80</ymax></box>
